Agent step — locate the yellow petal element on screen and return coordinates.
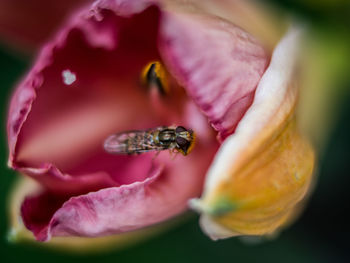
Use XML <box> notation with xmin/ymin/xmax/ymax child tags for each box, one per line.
<box><xmin>190</xmin><ymin>28</ymin><xmax>316</xmax><ymax>239</ymax></box>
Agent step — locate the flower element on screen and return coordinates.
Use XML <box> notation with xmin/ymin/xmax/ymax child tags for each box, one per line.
<box><xmin>7</xmin><ymin>0</ymin><xmax>315</xmax><ymax>243</ymax></box>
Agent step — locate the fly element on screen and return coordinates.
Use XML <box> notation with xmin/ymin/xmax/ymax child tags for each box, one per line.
<box><xmin>104</xmin><ymin>126</ymin><xmax>195</xmax><ymax>156</ymax></box>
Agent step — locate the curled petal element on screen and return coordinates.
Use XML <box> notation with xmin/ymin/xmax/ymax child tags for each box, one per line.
<box><xmin>20</xmin><ymin>144</ymin><xmax>214</xmax><ymax>241</ymax></box>
<box><xmin>190</xmin><ymin>28</ymin><xmax>315</xmax><ymax>239</ymax></box>
<box><xmin>8</xmin><ymin>177</ymin><xmax>179</xmax><ymax>252</ymax></box>
<box><xmin>159</xmin><ymin>10</ymin><xmax>268</xmax><ymax>140</ymax></box>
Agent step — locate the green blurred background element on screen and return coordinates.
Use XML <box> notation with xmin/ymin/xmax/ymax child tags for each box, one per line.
<box><xmin>1</xmin><ymin>1</ymin><xmax>349</xmax><ymax>262</ymax></box>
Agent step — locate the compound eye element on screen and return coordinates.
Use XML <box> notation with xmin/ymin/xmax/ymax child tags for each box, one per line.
<box><xmin>175</xmin><ymin>126</ymin><xmax>187</xmax><ymax>134</ymax></box>
<box><xmin>175</xmin><ymin>136</ymin><xmax>190</xmax><ymax>154</ymax></box>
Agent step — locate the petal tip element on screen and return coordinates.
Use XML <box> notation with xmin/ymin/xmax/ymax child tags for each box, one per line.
<box><xmin>199</xmin><ymin>216</ymin><xmax>239</xmax><ymax>241</ymax></box>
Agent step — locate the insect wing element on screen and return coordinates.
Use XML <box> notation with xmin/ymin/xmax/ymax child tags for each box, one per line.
<box><xmin>104</xmin><ymin>131</ymin><xmax>160</xmax><ymax>154</ymax></box>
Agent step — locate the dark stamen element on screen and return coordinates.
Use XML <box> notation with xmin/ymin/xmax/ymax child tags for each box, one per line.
<box><xmin>141</xmin><ymin>61</ymin><xmax>169</xmax><ymax>95</ymax></box>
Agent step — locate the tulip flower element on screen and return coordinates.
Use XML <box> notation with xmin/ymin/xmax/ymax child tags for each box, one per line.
<box><xmin>6</xmin><ymin>0</ymin><xmax>315</xmax><ymax>244</ymax></box>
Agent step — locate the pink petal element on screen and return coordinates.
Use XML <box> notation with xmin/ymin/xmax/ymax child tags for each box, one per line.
<box><xmin>21</xmin><ymin>142</ymin><xmax>217</xmax><ymax>241</ymax></box>
<box><xmin>8</xmin><ymin>5</ymin><xmax>163</xmax><ymax>193</ymax></box>
<box><xmin>159</xmin><ymin>11</ymin><xmax>268</xmax><ymax>140</ymax></box>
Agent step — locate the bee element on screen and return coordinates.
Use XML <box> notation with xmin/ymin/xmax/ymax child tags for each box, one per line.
<box><xmin>104</xmin><ymin>126</ymin><xmax>195</xmax><ymax>156</ymax></box>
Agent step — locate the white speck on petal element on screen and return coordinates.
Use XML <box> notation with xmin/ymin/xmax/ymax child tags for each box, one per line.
<box><xmin>62</xmin><ymin>69</ymin><xmax>76</xmax><ymax>85</ymax></box>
